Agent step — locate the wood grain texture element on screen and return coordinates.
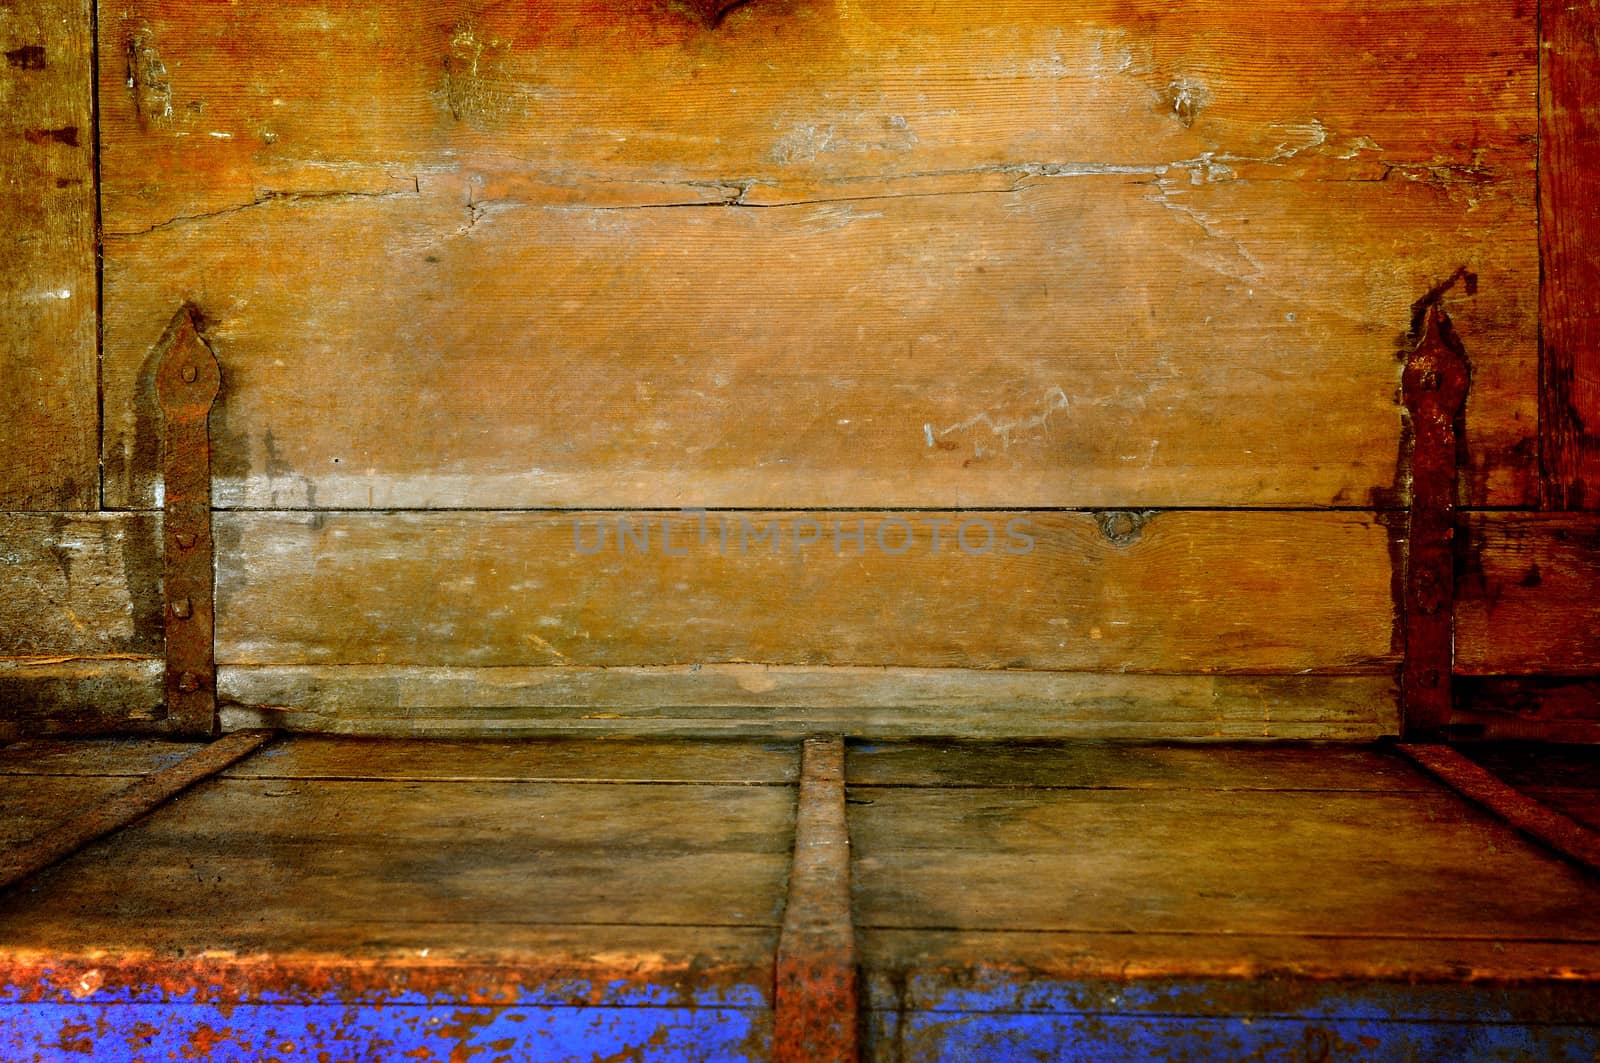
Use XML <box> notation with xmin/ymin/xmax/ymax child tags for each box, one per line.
<box><xmin>219</xmin><ymin>734</ymin><xmax>800</xmax><ymax>783</ymax></box>
<box><xmin>0</xmin><ymin>735</ymin><xmax>205</xmax><ymax>776</ymax></box>
<box><xmin>0</xmin><ymin>776</ymin><xmax>795</xmax><ymax>949</ymax></box>
<box><xmin>0</xmin><ymin>0</ymin><xmax>97</xmax><ymax>510</ymax></box>
<box><xmin>94</xmin><ymin>0</ymin><xmax>1540</xmax><ymax>511</ymax></box>
<box><xmin>1540</xmin><ymin>0</ymin><xmax>1600</xmax><ymax>508</ymax></box>
<box><xmin>212</xmin><ymin>509</ymin><xmax>1396</xmax><ymax>672</ymax></box>
<box><xmin>0</xmin><ymin>776</ymin><xmax>138</xmax><ymax>848</ymax></box>
<box><xmin>100</xmin><ymin>172</ymin><xmax>1537</xmax><ymax>511</ymax></box>
<box><xmin>848</xmin><ymin>786</ymin><xmax>1600</xmax><ymax>939</ymax></box>
<box><xmin>95</xmin><ymin>0</ymin><xmax>1534</xmax><ymax>233</ymax></box>
<box><xmin>0</xmin><ymin>658</ymin><xmax>164</xmax><ymax>737</ymax></box>
<box><xmin>1457</xmin><ymin>513</ymin><xmax>1600</xmax><ymax>675</ymax></box>
<box><xmin>1454</xmin><ymin>678</ymin><xmax>1600</xmax><ymax>742</ymax></box>
<box><xmin>0</xmin><ymin>730</ymin><xmax>271</xmax><ymax>893</ymax></box>
<box><xmin>844</xmin><ymin>740</ymin><xmax>1430</xmax><ymax>791</ymax></box>
<box><xmin>0</xmin><ymin>513</ymin><xmax>163</xmax><ymax>658</ymax></box>
<box><xmin>217</xmin><ymin>667</ymin><xmax>1397</xmax><ymax>739</ymax></box>
<box><xmin>859</xmin><ymin>929</ymin><xmax>1600</xmax><ymax>1002</ymax></box>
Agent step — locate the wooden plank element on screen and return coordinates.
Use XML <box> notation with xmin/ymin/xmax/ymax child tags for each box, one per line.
<box><xmin>1454</xmin><ymin>678</ymin><xmax>1600</xmax><ymax>742</ymax></box>
<box><xmin>0</xmin><ymin>776</ymin><xmax>796</xmax><ymax>947</ymax></box>
<box><xmin>847</xmin><ymin>787</ymin><xmax>1600</xmax><ymax>940</ymax></box>
<box><xmin>96</xmin><ymin>0</ymin><xmax>1534</xmax><ymax>234</ymax></box>
<box><xmin>218</xmin><ymin>667</ymin><xmax>1398</xmax><ymax>739</ymax></box>
<box><xmin>1540</xmin><ymin>0</ymin><xmax>1600</xmax><ymax>508</ymax></box>
<box><xmin>0</xmin><ymin>735</ymin><xmax>203</xmax><ymax>776</ymax></box>
<box><xmin>0</xmin><ymin>513</ymin><xmax>163</xmax><ymax>658</ymax></box>
<box><xmin>860</xmin><ymin>928</ymin><xmax>1600</xmax><ymax>995</ymax></box>
<box><xmin>0</xmin><ymin>0</ymin><xmax>96</xmax><ymax>510</ymax></box>
<box><xmin>0</xmin><ymin>658</ymin><xmax>165</xmax><ymax>736</ymax></box>
<box><xmin>213</xmin><ymin>510</ymin><xmax>1396</xmax><ymax>673</ymax></box>
<box><xmin>0</xmin><ymin>730</ymin><xmax>271</xmax><ymax>893</ymax></box>
<box><xmin>100</xmin><ymin>175</ymin><xmax>1536</xmax><ymax>511</ymax></box>
<box><xmin>845</xmin><ymin>741</ymin><xmax>1430</xmax><ymax>791</ymax></box>
<box><xmin>220</xmin><ymin>734</ymin><xmax>799</xmax><ymax>783</ymax></box>
<box><xmin>0</xmin><ymin>998</ymin><xmax>771</xmax><ymax>1063</ymax></box>
<box><xmin>774</xmin><ymin>737</ymin><xmax>857</xmax><ymax>1063</ymax></box>
<box><xmin>0</xmin><ymin>776</ymin><xmax>138</xmax><ymax>848</ymax></box>
<box><xmin>1457</xmin><ymin>513</ymin><xmax>1600</xmax><ymax>675</ymax></box>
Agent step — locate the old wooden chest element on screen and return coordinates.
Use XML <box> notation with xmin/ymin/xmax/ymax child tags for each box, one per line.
<box><xmin>3</xmin><ymin>0</ymin><xmax>1600</xmax><ymax>1058</ymax></box>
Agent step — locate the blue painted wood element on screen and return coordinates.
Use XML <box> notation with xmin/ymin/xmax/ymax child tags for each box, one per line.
<box><xmin>0</xmin><ymin>1002</ymin><xmax>769</xmax><ymax>1061</ymax></box>
<box><xmin>862</xmin><ymin>974</ymin><xmax>1600</xmax><ymax>1061</ymax></box>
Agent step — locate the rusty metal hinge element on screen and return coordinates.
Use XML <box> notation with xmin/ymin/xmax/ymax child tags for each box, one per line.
<box><xmin>154</xmin><ymin>308</ymin><xmax>222</xmax><ymax>737</ymax></box>
<box><xmin>1401</xmin><ymin>300</ymin><xmax>1471</xmax><ymax>738</ymax></box>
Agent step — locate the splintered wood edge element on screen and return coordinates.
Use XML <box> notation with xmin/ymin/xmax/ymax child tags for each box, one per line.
<box><xmin>774</xmin><ymin>737</ymin><xmax>859</xmax><ymax>1063</ymax></box>
<box><xmin>0</xmin><ymin>729</ymin><xmax>273</xmax><ymax>893</ymax></box>
<box><xmin>1397</xmin><ymin>743</ymin><xmax>1600</xmax><ymax>875</ymax></box>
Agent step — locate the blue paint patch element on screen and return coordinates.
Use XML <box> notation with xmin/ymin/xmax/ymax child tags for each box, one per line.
<box><xmin>0</xmin><ymin>1002</ymin><xmax>768</xmax><ymax>1062</ymax></box>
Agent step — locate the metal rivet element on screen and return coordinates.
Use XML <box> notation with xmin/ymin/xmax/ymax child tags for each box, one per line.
<box><xmin>171</xmin><ymin>597</ymin><xmax>192</xmax><ymax>619</ymax></box>
<box><xmin>180</xmin><ymin>364</ymin><xmax>198</xmax><ymax>383</ymax></box>
<box><xmin>176</xmin><ymin>671</ymin><xmax>201</xmax><ymax>693</ymax></box>
<box><xmin>174</xmin><ymin>532</ymin><xmax>197</xmax><ymax>550</ymax></box>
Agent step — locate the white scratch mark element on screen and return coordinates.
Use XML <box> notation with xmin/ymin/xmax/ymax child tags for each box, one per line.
<box><xmin>935</xmin><ymin>386</ymin><xmax>1071</xmax><ymax>451</ymax></box>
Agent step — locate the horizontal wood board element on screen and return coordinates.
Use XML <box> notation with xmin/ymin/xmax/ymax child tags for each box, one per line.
<box><xmin>97</xmin><ymin>0</ymin><xmax>1539</xmax><ymax>510</ymax></box>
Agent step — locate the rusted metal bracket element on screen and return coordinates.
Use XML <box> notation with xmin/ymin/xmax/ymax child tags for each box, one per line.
<box><xmin>1401</xmin><ymin>301</ymin><xmax>1471</xmax><ymax>738</ymax></box>
<box><xmin>154</xmin><ymin>308</ymin><xmax>222</xmax><ymax>737</ymax></box>
<box><xmin>774</xmin><ymin>737</ymin><xmax>859</xmax><ymax>1063</ymax></box>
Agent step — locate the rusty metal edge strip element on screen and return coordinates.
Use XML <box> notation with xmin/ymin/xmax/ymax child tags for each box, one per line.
<box><xmin>1397</xmin><ymin>742</ymin><xmax>1600</xmax><ymax>875</ymax></box>
<box><xmin>774</xmin><ymin>736</ymin><xmax>859</xmax><ymax>1063</ymax></box>
<box><xmin>0</xmin><ymin>729</ymin><xmax>273</xmax><ymax>893</ymax></box>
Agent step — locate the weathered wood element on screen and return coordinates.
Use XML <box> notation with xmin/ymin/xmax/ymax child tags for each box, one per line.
<box><xmin>775</xmin><ymin>737</ymin><xmax>857</xmax><ymax>1063</ymax></box>
<box><xmin>218</xmin><ymin>667</ymin><xmax>1398</xmax><ymax>739</ymax></box>
<box><xmin>860</xmin><ymin>928</ymin><xmax>1600</xmax><ymax>1001</ymax></box>
<box><xmin>1457</xmin><ymin>513</ymin><xmax>1600</xmax><ymax>675</ymax></box>
<box><xmin>0</xmin><ymin>735</ymin><xmax>204</xmax><ymax>776</ymax></box>
<box><xmin>848</xmin><ymin>786</ymin><xmax>1600</xmax><ymax>939</ymax></box>
<box><xmin>1540</xmin><ymin>0</ymin><xmax>1600</xmax><ymax>508</ymax></box>
<box><xmin>0</xmin><ymin>0</ymin><xmax>97</xmax><ymax>510</ymax></box>
<box><xmin>0</xmin><ymin>513</ymin><xmax>163</xmax><ymax>658</ymax></box>
<box><xmin>101</xmin><ymin>173</ymin><xmax>1537</xmax><ymax>510</ymax></box>
<box><xmin>1454</xmin><ymin>678</ymin><xmax>1600</xmax><ymax>742</ymax></box>
<box><xmin>0</xmin><ymin>778</ymin><xmax>795</xmax><ymax>948</ymax></box>
<box><xmin>0</xmin><ymin>730</ymin><xmax>271</xmax><ymax>893</ymax></box>
<box><xmin>219</xmin><ymin>734</ymin><xmax>798</xmax><ymax>783</ymax></box>
<box><xmin>1398</xmin><ymin>744</ymin><xmax>1600</xmax><ymax>876</ymax></box>
<box><xmin>96</xmin><ymin>0</ymin><xmax>1534</xmax><ymax>234</ymax></box>
<box><xmin>213</xmin><ymin>510</ymin><xmax>1396</xmax><ymax>672</ymax></box>
<box><xmin>0</xmin><ymin>658</ymin><xmax>165</xmax><ymax>736</ymax></box>
<box><xmin>845</xmin><ymin>740</ymin><xmax>1431</xmax><ymax>791</ymax></box>
<box><xmin>0</xmin><ymin>776</ymin><xmax>145</xmax><ymax>848</ymax></box>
